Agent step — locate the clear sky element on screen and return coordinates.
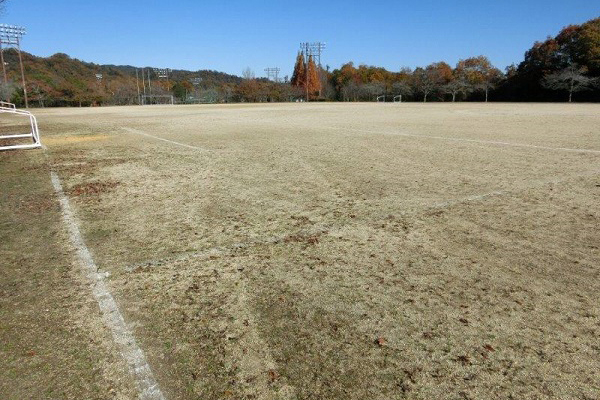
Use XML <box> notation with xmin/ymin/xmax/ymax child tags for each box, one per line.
<box><xmin>2</xmin><ymin>0</ymin><xmax>598</xmax><ymax>78</ymax></box>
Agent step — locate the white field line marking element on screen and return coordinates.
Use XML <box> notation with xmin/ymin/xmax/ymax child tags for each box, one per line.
<box><xmin>326</xmin><ymin>126</ymin><xmax>600</xmax><ymax>154</ymax></box>
<box><xmin>123</xmin><ymin>127</ymin><xmax>208</xmax><ymax>151</ymax></box>
<box><xmin>50</xmin><ymin>171</ymin><xmax>166</xmax><ymax>400</ymax></box>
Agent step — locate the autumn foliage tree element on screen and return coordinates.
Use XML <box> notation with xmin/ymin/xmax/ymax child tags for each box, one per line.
<box><xmin>500</xmin><ymin>17</ymin><xmax>600</xmax><ymax>101</ymax></box>
<box><xmin>306</xmin><ymin>55</ymin><xmax>321</xmax><ymax>99</ymax></box>
<box><xmin>290</xmin><ymin>52</ymin><xmax>306</xmax><ymax>88</ymax></box>
<box><xmin>411</xmin><ymin>62</ymin><xmax>452</xmax><ymax>102</ymax></box>
<box><xmin>455</xmin><ymin>56</ymin><xmax>503</xmax><ymax>102</ymax></box>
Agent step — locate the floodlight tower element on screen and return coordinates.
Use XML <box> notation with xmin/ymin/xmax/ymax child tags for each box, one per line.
<box><xmin>154</xmin><ymin>68</ymin><xmax>170</xmax><ymax>86</ymax></box>
<box><xmin>300</xmin><ymin>42</ymin><xmax>326</xmax><ymax>69</ymax></box>
<box><xmin>264</xmin><ymin>67</ymin><xmax>280</xmax><ymax>82</ymax></box>
<box><xmin>300</xmin><ymin>42</ymin><xmax>326</xmax><ymax>100</ymax></box>
<box><xmin>0</xmin><ymin>24</ymin><xmax>28</xmax><ymax>107</ymax></box>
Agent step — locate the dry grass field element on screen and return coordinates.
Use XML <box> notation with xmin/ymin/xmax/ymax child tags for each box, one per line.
<box><xmin>1</xmin><ymin>103</ymin><xmax>599</xmax><ymax>400</ymax></box>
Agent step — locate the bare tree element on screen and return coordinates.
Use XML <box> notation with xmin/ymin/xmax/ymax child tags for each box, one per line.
<box><xmin>242</xmin><ymin>67</ymin><xmax>255</xmax><ymax>80</ymax></box>
<box><xmin>342</xmin><ymin>81</ymin><xmax>359</xmax><ymax>101</ymax></box>
<box><xmin>391</xmin><ymin>81</ymin><xmax>412</xmax><ymax>99</ymax></box>
<box><xmin>360</xmin><ymin>81</ymin><xmax>384</xmax><ymax>101</ymax></box>
<box><xmin>0</xmin><ymin>81</ymin><xmax>14</xmax><ymax>102</ymax></box>
<box><xmin>411</xmin><ymin>67</ymin><xmax>442</xmax><ymax>102</ymax></box>
<box><xmin>542</xmin><ymin>64</ymin><xmax>598</xmax><ymax>102</ymax></box>
<box><xmin>443</xmin><ymin>79</ymin><xmax>470</xmax><ymax>102</ymax></box>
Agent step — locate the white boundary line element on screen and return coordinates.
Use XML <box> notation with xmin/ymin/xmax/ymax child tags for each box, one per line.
<box><xmin>50</xmin><ymin>171</ymin><xmax>166</xmax><ymax>400</ymax></box>
<box><xmin>123</xmin><ymin>127</ymin><xmax>208</xmax><ymax>151</ymax></box>
<box><xmin>326</xmin><ymin>126</ymin><xmax>600</xmax><ymax>154</ymax></box>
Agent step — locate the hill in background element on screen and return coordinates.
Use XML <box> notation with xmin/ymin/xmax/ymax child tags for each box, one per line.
<box><xmin>1</xmin><ymin>51</ymin><xmax>243</xmax><ymax>106</ymax></box>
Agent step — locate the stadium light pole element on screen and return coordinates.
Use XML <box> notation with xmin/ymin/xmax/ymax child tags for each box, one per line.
<box><xmin>0</xmin><ymin>24</ymin><xmax>28</xmax><ymax>107</ymax></box>
<box><xmin>264</xmin><ymin>67</ymin><xmax>280</xmax><ymax>82</ymax></box>
<box><xmin>135</xmin><ymin>68</ymin><xmax>141</xmax><ymax>105</ymax></box>
<box><xmin>300</xmin><ymin>42</ymin><xmax>326</xmax><ymax>101</ymax></box>
<box><xmin>0</xmin><ymin>40</ymin><xmax>7</xmax><ymax>84</ymax></box>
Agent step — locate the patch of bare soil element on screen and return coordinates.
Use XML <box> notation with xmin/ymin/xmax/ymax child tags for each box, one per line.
<box><xmin>69</xmin><ymin>180</ymin><xmax>120</xmax><ymax>197</ymax></box>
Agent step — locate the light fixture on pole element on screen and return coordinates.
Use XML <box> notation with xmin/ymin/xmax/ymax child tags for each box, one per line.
<box><xmin>264</xmin><ymin>67</ymin><xmax>281</xmax><ymax>82</ymax></box>
<box><xmin>0</xmin><ymin>24</ymin><xmax>29</xmax><ymax>107</ymax></box>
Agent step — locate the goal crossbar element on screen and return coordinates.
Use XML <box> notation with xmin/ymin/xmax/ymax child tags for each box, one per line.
<box><xmin>141</xmin><ymin>95</ymin><xmax>174</xmax><ymax>105</ymax></box>
<box><xmin>0</xmin><ymin>101</ymin><xmax>16</xmax><ymax>109</ymax></box>
<box><xmin>0</xmin><ymin>105</ymin><xmax>42</xmax><ymax>151</ymax></box>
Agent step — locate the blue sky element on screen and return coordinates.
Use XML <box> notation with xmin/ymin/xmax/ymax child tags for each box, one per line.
<box><xmin>2</xmin><ymin>1</ymin><xmax>598</xmax><ymax>78</ymax></box>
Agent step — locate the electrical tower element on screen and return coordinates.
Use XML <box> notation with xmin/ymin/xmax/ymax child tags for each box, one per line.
<box><xmin>0</xmin><ymin>24</ymin><xmax>28</xmax><ymax>107</ymax></box>
<box><xmin>264</xmin><ymin>67</ymin><xmax>280</xmax><ymax>82</ymax></box>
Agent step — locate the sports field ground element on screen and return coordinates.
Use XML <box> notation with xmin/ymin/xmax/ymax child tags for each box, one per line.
<box><xmin>1</xmin><ymin>103</ymin><xmax>599</xmax><ymax>399</ymax></box>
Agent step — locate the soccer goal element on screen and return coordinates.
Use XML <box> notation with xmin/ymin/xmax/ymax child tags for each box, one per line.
<box><xmin>0</xmin><ymin>102</ymin><xmax>42</xmax><ymax>151</ymax></box>
<box><xmin>377</xmin><ymin>95</ymin><xmax>386</xmax><ymax>102</ymax></box>
<box><xmin>0</xmin><ymin>101</ymin><xmax>16</xmax><ymax>109</ymax></box>
<box><xmin>141</xmin><ymin>95</ymin><xmax>174</xmax><ymax>105</ymax></box>
<box><xmin>393</xmin><ymin>95</ymin><xmax>402</xmax><ymax>103</ymax></box>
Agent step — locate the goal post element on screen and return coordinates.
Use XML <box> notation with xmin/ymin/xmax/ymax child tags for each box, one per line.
<box><xmin>393</xmin><ymin>95</ymin><xmax>402</xmax><ymax>103</ymax></box>
<box><xmin>141</xmin><ymin>95</ymin><xmax>174</xmax><ymax>105</ymax></box>
<box><xmin>0</xmin><ymin>103</ymin><xmax>42</xmax><ymax>151</ymax></box>
<box><xmin>377</xmin><ymin>95</ymin><xmax>385</xmax><ymax>102</ymax></box>
<box><xmin>0</xmin><ymin>101</ymin><xmax>16</xmax><ymax>109</ymax></box>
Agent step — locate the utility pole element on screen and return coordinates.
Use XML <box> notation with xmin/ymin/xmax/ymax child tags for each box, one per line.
<box><xmin>305</xmin><ymin>52</ymin><xmax>309</xmax><ymax>102</ymax></box>
<box><xmin>0</xmin><ymin>24</ymin><xmax>28</xmax><ymax>107</ymax></box>
<box><xmin>135</xmin><ymin>68</ymin><xmax>141</xmax><ymax>105</ymax></box>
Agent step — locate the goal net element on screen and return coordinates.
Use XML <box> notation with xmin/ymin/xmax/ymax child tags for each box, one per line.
<box><xmin>141</xmin><ymin>95</ymin><xmax>174</xmax><ymax>105</ymax></box>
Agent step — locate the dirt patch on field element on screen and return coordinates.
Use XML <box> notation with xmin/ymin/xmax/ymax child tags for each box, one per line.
<box><xmin>68</xmin><ymin>180</ymin><xmax>120</xmax><ymax>197</ymax></box>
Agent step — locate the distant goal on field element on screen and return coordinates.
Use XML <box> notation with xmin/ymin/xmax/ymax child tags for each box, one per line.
<box><xmin>141</xmin><ymin>95</ymin><xmax>174</xmax><ymax>105</ymax></box>
<box><xmin>0</xmin><ymin>102</ymin><xmax>42</xmax><ymax>151</ymax></box>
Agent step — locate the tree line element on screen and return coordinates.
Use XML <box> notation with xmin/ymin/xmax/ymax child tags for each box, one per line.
<box><xmin>0</xmin><ymin>16</ymin><xmax>598</xmax><ymax>106</ymax></box>
<box><xmin>302</xmin><ymin>17</ymin><xmax>599</xmax><ymax>103</ymax></box>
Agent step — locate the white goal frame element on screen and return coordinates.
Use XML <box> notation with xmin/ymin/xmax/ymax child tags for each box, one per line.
<box><xmin>0</xmin><ymin>101</ymin><xmax>16</xmax><ymax>109</ymax></box>
<box><xmin>393</xmin><ymin>95</ymin><xmax>402</xmax><ymax>103</ymax></box>
<box><xmin>376</xmin><ymin>95</ymin><xmax>385</xmax><ymax>103</ymax></box>
<box><xmin>0</xmin><ymin>102</ymin><xmax>42</xmax><ymax>151</ymax></box>
<box><xmin>141</xmin><ymin>95</ymin><xmax>174</xmax><ymax>105</ymax></box>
